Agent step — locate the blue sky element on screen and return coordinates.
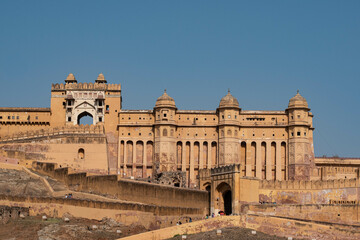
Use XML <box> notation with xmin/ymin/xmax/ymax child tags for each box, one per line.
<box><xmin>0</xmin><ymin>0</ymin><xmax>359</xmax><ymax>157</ymax></box>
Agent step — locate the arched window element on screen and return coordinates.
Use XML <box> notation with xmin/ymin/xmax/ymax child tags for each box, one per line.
<box><xmin>163</xmin><ymin>129</ymin><xmax>168</xmax><ymax>137</ymax></box>
<box><xmin>77</xmin><ymin>111</ymin><xmax>93</xmax><ymax>125</ymax></box>
<box><xmin>227</xmin><ymin>130</ymin><xmax>232</xmax><ymax>136</ymax></box>
<box><xmin>78</xmin><ymin>148</ymin><xmax>85</xmax><ymax>159</ymax></box>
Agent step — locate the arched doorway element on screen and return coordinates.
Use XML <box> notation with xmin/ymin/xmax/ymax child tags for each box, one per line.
<box><xmin>215</xmin><ymin>182</ymin><xmax>232</xmax><ymax>215</ymax></box>
<box><xmin>77</xmin><ymin>111</ymin><xmax>93</xmax><ymax>125</ymax></box>
<box><xmin>223</xmin><ymin>190</ymin><xmax>232</xmax><ymax>215</ymax></box>
<box><xmin>205</xmin><ymin>184</ymin><xmax>211</xmax><ymax>216</ymax></box>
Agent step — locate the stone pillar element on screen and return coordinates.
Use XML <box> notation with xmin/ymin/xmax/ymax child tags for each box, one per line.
<box><xmin>123</xmin><ymin>141</ymin><xmax>127</xmax><ymax>177</ymax></box>
<box><xmin>199</xmin><ymin>142</ymin><xmax>204</xmax><ymax>169</ymax></box>
<box><xmin>266</xmin><ymin>141</ymin><xmax>272</xmax><ymax>180</ymax></box>
<box><xmin>143</xmin><ymin>141</ymin><xmax>147</xmax><ymax>178</ymax></box>
<box><xmin>207</xmin><ymin>143</ymin><xmax>212</xmax><ymax>169</ymax></box>
<box><xmin>182</xmin><ymin>142</ymin><xmax>186</xmax><ymax>172</ymax></box>
<box><xmin>190</xmin><ymin>141</ymin><xmax>195</xmax><ymax>187</ymax></box>
<box><xmin>117</xmin><ymin>138</ymin><xmax>121</xmax><ymax>175</ymax></box>
<box><xmin>132</xmin><ymin>141</ymin><xmax>136</xmax><ymax>177</ymax></box>
<box><xmin>276</xmin><ymin>141</ymin><xmax>282</xmax><ymax>180</ymax></box>
<box><xmin>245</xmin><ymin>141</ymin><xmax>252</xmax><ymax>176</ymax></box>
<box><xmin>256</xmin><ymin>141</ymin><xmax>262</xmax><ymax>179</ymax></box>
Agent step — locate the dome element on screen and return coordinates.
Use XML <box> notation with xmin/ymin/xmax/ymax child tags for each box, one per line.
<box><xmin>155</xmin><ymin>89</ymin><xmax>176</xmax><ymax>108</ymax></box>
<box><xmin>219</xmin><ymin>90</ymin><xmax>239</xmax><ymax>108</ymax></box>
<box><xmin>95</xmin><ymin>73</ymin><xmax>107</xmax><ymax>83</ymax></box>
<box><xmin>65</xmin><ymin>73</ymin><xmax>77</xmax><ymax>83</ymax></box>
<box><xmin>288</xmin><ymin>90</ymin><xmax>308</xmax><ymax>109</ymax></box>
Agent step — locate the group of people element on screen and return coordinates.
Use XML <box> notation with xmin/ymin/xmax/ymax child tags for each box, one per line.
<box><xmin>64</xmin><ymin>193</ymin><xmax>73</xmax><ymax>199</ymax></box>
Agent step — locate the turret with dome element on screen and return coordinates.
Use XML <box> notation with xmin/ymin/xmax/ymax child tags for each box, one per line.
<box><xmin>288</xmin><ymin>90</ymin><xmax>309</xmax><ymax>109</ymax></box>
<box><xmin>218</xmin><ymin>89</ymin><xmax>240</xmax><ymax>109</ymax></box>
<box><xmin>65</xmin><ymin>73</ymin><xmax>77</xmax><ymax>84</ymax></box>
<box><xmin>155</xmin><ymin>89</ymin><xmax>176</xmax><ymax>109</ymax></box>
<box><xmin>95</xmin><ymin>73</ymin><xmax>107</xmax><ymax>84</ymax></box>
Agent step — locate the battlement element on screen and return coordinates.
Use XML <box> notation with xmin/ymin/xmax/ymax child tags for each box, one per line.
<box><xmin>260</xmin><ymin>178</ymin><xmax>359</xmax><ymax>190</ymax></box>
<box><xmin>211</xmin><ymin>164</ymin><xmax>241</xmax><ymax>175</ymax></box>
<box><xmin>51</xmin><ymin>82</ymin><xmax>121</xmax><ymax>91</ymax></box>
<box><xmin>0</xmin><ymin>124</ymin><xmax>105</xmax><ymax>142</ymax></box>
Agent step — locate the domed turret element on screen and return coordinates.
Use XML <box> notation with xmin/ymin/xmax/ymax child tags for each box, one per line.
<box><xmin>288</xmin><ymin>90</ymin><xmax>308</xmax><ymax>109</ymax></box>
<box><xmin>65</xmin><ymin>73</ymin><xmax>77</xmax><ymax>83</ymax></box>
<box><xmin>219</xmin><ymin>89</ymin><xmax>239</xmax><ymax>109</ymax></box>
<box><xmin>155</xmin><ymin>89</ymin><xmax>176</xmax><ymax>108</ymax></box>
<box><xmin>95</xmin><ymin>73</ymin><xmax>107</xmax><ymax>83</ymax></box>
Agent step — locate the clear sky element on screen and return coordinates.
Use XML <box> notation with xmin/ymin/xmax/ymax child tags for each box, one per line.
<box><xmin>0</xmin><ymin>0</ymin><xmax>359</xmax><ymax>157</ymax></box>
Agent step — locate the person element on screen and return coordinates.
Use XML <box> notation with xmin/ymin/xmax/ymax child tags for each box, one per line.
<box><xmin>189</xmin><ymin>217</ymin><xmax>192</xmax><ymax>222</ymax></box>
<box><xmin>211</xmin><ymin>213</ymin><xmax>215</xmax><ymax>218</ymax></box>
<box><xmin>64</xmin><ymin>194</ymin><xmax>68</xmax><ymax>199</ymax></box>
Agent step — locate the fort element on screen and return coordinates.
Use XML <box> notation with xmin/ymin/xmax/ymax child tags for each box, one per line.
<box><xmin>1</xmin><ymin>73</ymin><xmax>360</xmax><ymax>239</ymax></box>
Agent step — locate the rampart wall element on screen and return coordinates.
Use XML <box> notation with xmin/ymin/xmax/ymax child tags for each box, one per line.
<box><xmin>248</xmin><ymin>204</ymin><xmax>360</xmax><ymax>226</ymax></box>
<box><xmin>259</xmin><ymin>179</ymin><xmax>360</xmax><ymax>204</ymax></box>
<box><xmin>120</xmin><ymin>214</ymin><xmax>360</xmax><ymax>240</ymax></box>
<box><xmin>0</xmin><ymin>126</ymin><xmax>108</xmax><ymax>174</ymax></box>
<box><xmin>33</xmin><ymin>162</ymin><xmax>209</xmax><ymax>212</ymax></box>
<box><xmin>0</xmin><ymin>195</ymin><xmax>201</xmax><ymax>229</ymax></box>
<box><xmin>0</xmin><ymin>124</ymin><xmax>105</xmax><ymax>142</ymax></box>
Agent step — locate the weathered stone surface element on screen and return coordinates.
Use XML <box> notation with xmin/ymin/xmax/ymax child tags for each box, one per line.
<box><xmin>0</xmin><ymin>169</ymin><xmax>50</xmax><ymax>197</ymax></box>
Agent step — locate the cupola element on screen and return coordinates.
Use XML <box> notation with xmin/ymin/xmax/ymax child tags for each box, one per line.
<box><xmin>155</xmin><ymin>89</ymin><xmax>176</xmax><ymax>108</ymax></box>
<box><xmin>65</xmin><ymin>73</ymin><xmax>77</xmax><ymax>83</ymax></box>
<box><xmin>288</xmin><ymin>90</ymin><xmax>309</xmax><ymax>109</ymax></box>
<box><xmin>95</xmin><ymin>73</ymin><xmax>107</xmax><ymax>83</ymax></box>
<box><xmin>218</xmin><ymin>89</ymin><xmax>240</xmax><ymax>109</ymax></box>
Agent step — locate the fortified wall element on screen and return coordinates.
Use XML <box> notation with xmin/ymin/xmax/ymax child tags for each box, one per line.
<box><xmin>32</xmin><ymin>161</ymin><xmax>209</xmax><ymax>211</ymax></box>
<box><xmin>0</xmin><ymin>125</ymin><xmax>109</xmax><ymax>174</ymax></box>
<box><xmin>200</xmin><ymin>164</ymin><xmax>360</xmax><ymax>221</ymax></box>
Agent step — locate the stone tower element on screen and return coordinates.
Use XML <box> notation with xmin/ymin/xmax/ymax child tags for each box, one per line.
<box><xmin>218</xmin><ymin>90</ymin><xmax>241</xmax><ymax>166</ymax></box>
<box><xmin>153</xmin><ymin>90</ymin><xmax>177</xmax><ymax>174</ymax></box>
<box><xmin>287</xmin><ymin>91</ymin><xmax>315</xmax><ymax>180</ymax></box>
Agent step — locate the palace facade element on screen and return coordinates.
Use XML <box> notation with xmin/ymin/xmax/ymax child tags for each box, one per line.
<box><xmin>0</xmin><ymin>74</ymin><xmax>358</xmax><ymax>188</ymax></box>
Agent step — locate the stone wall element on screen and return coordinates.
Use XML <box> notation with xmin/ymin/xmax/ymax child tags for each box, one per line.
<box><xmin>0</xmin><ymin>127</ymin><xmax>109</xmax><ymax>174</ymax></box>
<box><xmin>120</xmin><ymin>214</ymin><xmax>360</xmax><ymax>240</ymax></box>
<box><xmin>0</xmin><ymin>205</ymin><xmax>29</xmax><ymax>224</ymax></box>
<box><xmin>0</xmin><ymin>195</ymin><xmax>200</xmax><ymax>229</ymax></box>
<box><xmin>248</xmin><ymin>204</ymin><xmax>360</xmax><ymax>226</ymax></box>
<box><xmin>259</xmin><ymin>179</ymin><xmax>360</xmax><ymax>204</ymax></box>
<box><xmin>33</xmin><ymin>162</ymin><xmax>209</xmax><ymax>212</ymax></box>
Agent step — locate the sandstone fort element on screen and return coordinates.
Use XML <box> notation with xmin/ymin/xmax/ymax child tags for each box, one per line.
<box><xmin>0</xmin><ymin>73</ymin><xmax>359</xmax><ymax>239</ymax></box>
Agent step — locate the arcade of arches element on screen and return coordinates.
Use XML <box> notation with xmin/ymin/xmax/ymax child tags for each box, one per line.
<box><xmin>117</xmin><ymin>139</ymin><xmax>288</xmax><ymax>185</ymax></box>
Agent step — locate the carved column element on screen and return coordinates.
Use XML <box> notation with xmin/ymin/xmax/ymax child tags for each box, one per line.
<box><xmin>182</xmin><ymin>142</ymin><xmax>186</xmax><ymax>172</ymax></box>
<box><xmin>199</xmin><ymin>141</ymin><xmax>204</xmax><ymax>169</ymax></box>
<box><xmin>132</xmin><ymin>141</ymin><xmax>136</xmax><ymax>177</ymax></box>
<box><xmin>207</xmin><ymin>142</ymin><xmax>212</xmax><ymax>169</ymax></box>
<box><xmin>245</xmin><ymin>141</ymin><xmax>252</xmax><ymax>176</ymax></box>
<box><xmin>190</xmin><ymin>141</ymin><xmax>195</xmax><ymax>186</ymax></box>
<box><xmin>256</xmin><ymin>141</ymin><xmax>262</xmax><ymax>179</ymax></box>
<box><xmin>117</xmin><ymin>138</ymin><xmax>121</xmax><ymax>175</ymax></box>
<box><xmin>123</xmin><ymin>141</ymin><xmax>127</xmax><ymax>177</ymax></box>
<box><xmin>143</xmin><ymin>141</ymin><xmax>147</xmax><ymax>178</ymax></box>
<box><xmin>276</xmin><ymin>141</ymin><xmax>282</xmax><ymax>180</ymax></box>
<box><xmin>266</xmin><ymin>141</ymin><xmax>272</xmax><ymax>180</ymax></box>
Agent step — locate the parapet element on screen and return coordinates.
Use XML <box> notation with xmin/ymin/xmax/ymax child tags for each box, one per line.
<box><xmin>259</xmin><ymin>178</ymin><xmax>359</xmax><ymax>190</ymax></box>
<box><xmin>0</xmin><ymin>124</ymin><xmax>105</xmax><ymax>143</ymax></box>
<box><xmin>51</xmin><ymin>82</ymin><xmax>121</xmax><ymax>91</ymax></box>
<box><xmin>211</xmin><ymin>164</ymin><xmax>241</xmax><ymax>175</ymax></box>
